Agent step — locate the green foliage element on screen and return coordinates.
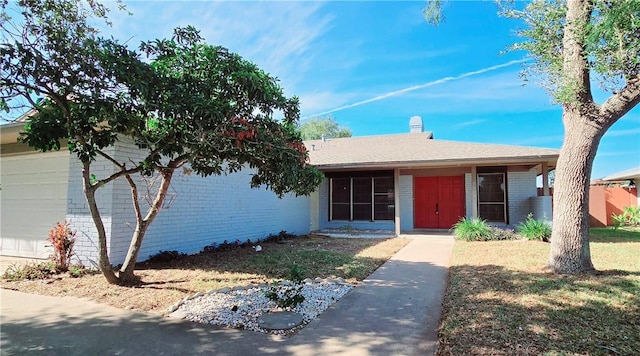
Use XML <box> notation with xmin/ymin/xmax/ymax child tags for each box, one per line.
<box><xmin>488</xmin><ymin>227</ymin><xmax>519</xmax><ymax>241</ymax></box>
<box><xmin>68</xmin><ymin>264</ymin><xmax>88</xmax><ymax>278</ymax></box>
<box><xmin>47</xmin><ymin>221</ymin><xmax>76</xmax><ymax>271</ymax></box>
<box><xmin>299</xmin><ymin>116</ymin><xmax>352</xmax><ymax>141</ymax></box>
<box><xmin>2</xmin><ymin>1</ymin><xmax>323</xmax><ymax>283</ymax></box>
<box><xmin>452</xmin><ymin>218</ymin><xmax>492</xmax><ymax>241</ymax></box>
<box><xmin>263</xmin><ymin>261</ymin><xmax>306</xmax><ymax>309</ymax></box>
<box><xmin>502</xmin><ymin>0</ymin><xmax>640</xmax><ymax>102</ymax></box>
<box><xmin>517</xmin><ymin>213</ymin><xmax>552</xmax><ymax>242</ymax></box>
<box><xmin>288</xmin><ymin>261</ymin><xmax>305</xmax><ymax>283</ymax></box>
<box><xmin>1</xmin><ymin>261</ymin><xmax>58</xmax><ymax>281</ymax></box>
<box><xmin>452</xmin><ymin>218</ymin><xmax>520</xmax><ymax>241</ymax></box>
<box><xmin>612</xmin><ymin>206</ymin><xmax>640</xmax><ymax>230</ymax></box>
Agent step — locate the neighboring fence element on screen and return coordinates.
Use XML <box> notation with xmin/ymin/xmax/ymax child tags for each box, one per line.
<box><xmin>588</xmin><ymin>186</ymin><xmax>638</xmax><ymax>227</ymax></box>
<box><xmin>537</xmin><ymin>186</ymin><xmax>638</xmax><ymax>227</ymax></box>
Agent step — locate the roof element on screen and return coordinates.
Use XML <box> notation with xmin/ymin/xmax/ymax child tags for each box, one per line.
<box><xmin>602</xmin><ymin>167</ymin><xmax>640</xmax><ymax>181</ymax></box>
<box><xmin>305</xmin><ymin>132</ymin><xmax>559</xmax><ymax>170</ymax></box>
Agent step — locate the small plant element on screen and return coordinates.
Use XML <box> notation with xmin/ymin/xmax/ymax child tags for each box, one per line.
<box><xmin>2</xmin><ymin>261</ymin><xmax>58</xmax><ymax>281</ymax></box>
<box><xmin>612</xmin><ymin>212</ymin><xmax>627</xmax><ymax>231</ymax></box>
<box><xmin>68</xmin><ymin>264</ymin><xmax>88</xmax><ymax>278</ymax></box>
<box><xmin>624</xmin><ymin>206</ymin><xmax>640</xmax><ymax>225</ymax></box>
<box><xmin>48</xmin><ymin>221</ymin><xmax>76</xmax><ymax>271</ymax></box>
<box><xmin>147</xmin><ymin>250</ymin><xmax>188</xmax><ymax>263</ymax></box>
<box><xmin>517</xmin><ymin>213</ymin><xmax>552</xmax><ymax>242</ymax></box>
<box><xmin>262</xmin><ymin>261</ymin><xmax>306</xmax><ymax>309</ymax></box>
<box><xmin>488</xmin><ymin>227</ymin><xmax>519</xmax><ymax>241</ymax></box>
<box><xmin>452</xmin><ymin>218</ymin><xmax>492</xmax><ymax>241</ymax></box>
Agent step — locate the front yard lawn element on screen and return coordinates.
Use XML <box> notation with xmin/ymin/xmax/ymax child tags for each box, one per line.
<box><xmin>438</xmin><ymin>227</ymin><xmax>640</xmax><ymax>355</ymax></box>
<box><xmin>0</xmin><ymin>235</ymin><xmax>409</xmax><ymax>314</ymax></box>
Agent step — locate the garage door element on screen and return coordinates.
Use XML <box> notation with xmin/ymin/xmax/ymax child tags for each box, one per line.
<box><xmin>1</xmin><ymin>151</ymin><xmax>70</xmax><ymax>258</ymax></box>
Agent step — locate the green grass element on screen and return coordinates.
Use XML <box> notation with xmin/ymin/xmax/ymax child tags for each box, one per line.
<box><xmin>589</xmin><ymin>226</ymin><xmax>640</xmax><ymax>242</ymax></box>
<box><xmin>438</xmin><ymin>229</ymin><xmax>640</xmax><ymax>355</ymax></box>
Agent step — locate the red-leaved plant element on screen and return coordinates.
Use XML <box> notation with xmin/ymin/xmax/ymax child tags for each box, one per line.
<box><xmin>48</xmin><ymin>221</ymin><xmax>76</xmax><ymax>271</ymax></box>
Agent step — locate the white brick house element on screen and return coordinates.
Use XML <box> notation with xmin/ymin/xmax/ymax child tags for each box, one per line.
<box><xmin>1</xmin><ymin>124</ymin><xmax>309</xmax><ymax>266</ymax></box>
<box><xmin>1</xmin><ymin>116</ymin><xmax>558</xmax><ymax>264</ymax></box>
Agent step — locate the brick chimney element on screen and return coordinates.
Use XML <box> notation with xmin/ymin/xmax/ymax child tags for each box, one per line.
<box><xmin>409</xmin><ymin>116</ymin><xmax>423</xmax><ymax>133</ymax></box>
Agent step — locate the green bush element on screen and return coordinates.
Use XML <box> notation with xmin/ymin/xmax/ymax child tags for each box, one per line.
<box><xmin>262</xmin><ymin>261</ymin><xmax>306</xmax><ymax>309</ymax></box>
<box><xmin>2</xmin><ymin>261</ymin><xmax>59</xmax><ymax>281</ymax></box>
<box><xmin>452</xmin><ymin>218</ymin><xmax>492</xmax><ymax>241</ymax></box>
<box><xmin>517</xmin><ymin>213</ymin><xmax>552</xmax><ymax>242</ymax></box>
<box><xmin>488</xmin><ymin>227</ymin><xmax>520</xmax><ymax>241</ymax></box>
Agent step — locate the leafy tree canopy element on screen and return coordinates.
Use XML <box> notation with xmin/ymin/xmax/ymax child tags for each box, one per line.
<box><xmin>1</xmin><ymin>0</ymin><xmax>323</xmax><ymax>284</ymax></box>
<box><xmin>299</xmin><ymin>115</ymin><xmax>352</xmax><ymax>141</ymax></box>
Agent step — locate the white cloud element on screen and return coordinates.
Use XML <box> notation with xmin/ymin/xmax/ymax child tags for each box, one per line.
<box><xmin>452</xmin><ymin>119</ymin><xmax>487</xmax><ymax>129</ymax></box>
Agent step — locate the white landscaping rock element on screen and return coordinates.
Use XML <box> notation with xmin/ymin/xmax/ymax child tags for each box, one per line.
<box><xmin>175</xmin><ymin>280</ymin><xmax>353</xmax><ymax>334</ymax></box>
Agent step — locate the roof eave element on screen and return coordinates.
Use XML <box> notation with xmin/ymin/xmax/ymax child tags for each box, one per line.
<box><xmin>312</xmin><ymin>155</ymin><xmax>559</xmax><ymax>171</ymax></box>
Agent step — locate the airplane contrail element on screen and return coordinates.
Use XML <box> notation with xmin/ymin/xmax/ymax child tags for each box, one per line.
<box><xmin>305</xmin><ymin>58</ymin><xmax>529</xmax><ymax>118</ymax></box>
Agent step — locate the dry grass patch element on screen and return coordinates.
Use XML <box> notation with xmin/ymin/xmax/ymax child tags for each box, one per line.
<box><xmin>438</xmin><ymin>228</ymin><xmax>640</xmax><ymax>356</ymax></box>
<box><xmin>1</xmin><ymin>236</ymin><xmax>409</xmax><ymax>314</ymax></box>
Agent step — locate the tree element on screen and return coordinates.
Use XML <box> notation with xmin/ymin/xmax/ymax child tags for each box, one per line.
<box><xmin>299</xmin><ymin>115</ymin><xmax>352</xmax><ymax>140</ymax></box>
<box><xmin>1</xmin><ymin>1</ymin><xmax>323</xmax><ymax>284</ymax></box>
<box><xmin>426</xmin><ymin>0</ymin><xmax>640</xmax><ymax>273</ymax></box>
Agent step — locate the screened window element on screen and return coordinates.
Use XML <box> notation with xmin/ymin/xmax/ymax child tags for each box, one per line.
<box><xmin>477</xmin><ymin>173</ymin><xmax>506</xmax><ymax>223</ymax></box>
<box><xmin>330</xmin><ymin>175</ymin><xmax>394</xmax><ymax>221</ymax></box>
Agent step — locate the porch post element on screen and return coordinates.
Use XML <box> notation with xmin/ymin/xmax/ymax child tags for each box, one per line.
<box><xmin>394</xmin><ymin>168</ymin><xmax>401</xmax><ymax>236</ymax></box>
<box><xmin>542</xmin><ymin>162</ymin><xmax>550</xmax><ymax>196</ymax></box>
<box><xmin>471</xmin><ymin>166</ymin><xmax>478</xmax><ymax>219</ymax></box>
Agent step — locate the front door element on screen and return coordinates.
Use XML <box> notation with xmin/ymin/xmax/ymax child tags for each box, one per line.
<box><xmin>414</xmin><ymin>176</ymin><xmax>465</xmax><ymax>229</ymax></box>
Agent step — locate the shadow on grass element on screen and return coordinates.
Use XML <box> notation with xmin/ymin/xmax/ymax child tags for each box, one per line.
<box><xmin>439</xmin><ymin>264</ymin><xmax>640</xmax><ymax>355</ymax></box>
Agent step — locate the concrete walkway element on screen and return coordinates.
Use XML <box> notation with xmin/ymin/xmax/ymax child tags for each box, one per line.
<box><xmin>1</xmin><ymin>234</ymin><xmax>454</xmax><ymax>355</ymax></box>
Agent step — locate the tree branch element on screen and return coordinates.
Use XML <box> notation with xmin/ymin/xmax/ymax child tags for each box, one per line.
<box><xmin>599</xmin><ymin>76</ymin><xmax>640</xmax><ymax>122</ymax></box>
<box><xmin>94</xmin><ymin>150</ymin><xmax>142</xmax><ymax>188</ymax></box>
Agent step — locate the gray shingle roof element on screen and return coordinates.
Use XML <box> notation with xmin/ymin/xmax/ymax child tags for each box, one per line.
<box><xmin>305</xmin><ymin>132</ymin><xmax>559</xmax><ymax>169</ymax></box>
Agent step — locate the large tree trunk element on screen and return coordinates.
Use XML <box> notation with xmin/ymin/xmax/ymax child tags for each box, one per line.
<box><xmin>548</xmin><ymin>109</ymin><xmax>604</xmax><ymax>273</ymax></box>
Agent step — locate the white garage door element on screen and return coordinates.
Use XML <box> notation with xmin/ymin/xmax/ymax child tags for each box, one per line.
<box><xmin>1</xmin><ymin>151</ymin><xmax>70</xmax><ymax>258</ymax></box>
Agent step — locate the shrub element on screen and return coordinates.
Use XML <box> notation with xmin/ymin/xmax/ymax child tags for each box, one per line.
<box><xmin>624</xmin><ymin>206</ymin><xmax>640</xmax><ymax>226</ymax></box>
<box><xmin>262</xmin><ymin>261</ymin><xmax>306</xmax><ymax>309</ymax></box>
<box><xmin>517</xmin><ymin>213</ymin><xmax>552</xmax><ymax>242</ymax></box>
<box><xmin>452</xmin><ymin>218</ymin><xmax>492</xmax><ymax>241</ymax></box>
<box><xmin>48</xmin><ymin>221</ymin><xmax>76</xmax><ymax>271</ymax></box>
<box><xmin>2</xmin><ymin>261</ymin><xmax>59</xmax><ymax>281</ymax></box>
<box><xmin>612</xmin><ymin>212</ymin><xmax>627</xmax><ymax>231</ymax></box>
<box><xmin>147</xmin><ymin>250</ymin><xmax>188</xmax><ymax>263</ymax></box>
<box><xmin>488</xmin><ymin>227</ymin><xmax>519</xmax><ymax>241</ymax></box>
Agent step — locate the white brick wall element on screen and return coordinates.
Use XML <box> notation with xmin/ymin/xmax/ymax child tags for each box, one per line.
<box><xmin>530</xmin><ymin>196</ymin><xmax>552</xmax><ymax>222</ymax></box>
<box><xmin>67</xmin><ymin>138</ymin><xmax>311</xmax><ymax>266</ymax></box>
<box><xmin>465</xmin><ymin>170</ymin><xmax>538</xmax><ymax>226</ymax></box>
<box><xmin>507</xmin><ymin>170</ymin><xmax>537</xmax><ymax>226</ymax></box>
<box><xmin>464</xmin><ymin>173</ymin><xmax>473</xmax><ymax>219</ymax></box>
<box><xmin>399</xmin><ymin>175</ymin><xmax>413</xmax><ymax>231</ymax></box>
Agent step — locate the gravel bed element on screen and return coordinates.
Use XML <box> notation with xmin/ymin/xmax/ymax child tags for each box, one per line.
<box><xmin>173</xmin><ymin>278</ymin><xmax>354</xmax><ymax>335</ymax></box>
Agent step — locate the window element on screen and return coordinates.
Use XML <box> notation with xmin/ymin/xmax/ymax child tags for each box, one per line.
<box><xmin>478</xmin><ymin>173</ymin><xmax>506</xmax><ymax>223</ymax></box>
<box><xmin>330</xmin><ymin>174</ymin><xmax>394</xmax><ymax>221</ymax></box>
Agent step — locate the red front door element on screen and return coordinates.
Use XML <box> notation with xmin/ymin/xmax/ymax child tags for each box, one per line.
<box><xmin>414</xmin><ymin>176</ymin><xmax>465</xmax><ymax>229</ymax></box>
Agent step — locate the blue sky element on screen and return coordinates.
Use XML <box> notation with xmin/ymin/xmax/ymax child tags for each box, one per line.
<box><xmin>14</xmin><ymin>1</ymin><xmax>640</xmax><ymax>179</ymax></box>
